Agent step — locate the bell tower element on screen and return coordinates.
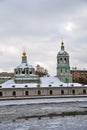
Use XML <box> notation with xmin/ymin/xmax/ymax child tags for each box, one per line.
<box><xmin>57</xmin><ymin>41</ymin><xmax>72</xmax><ymax>83</ymax></box>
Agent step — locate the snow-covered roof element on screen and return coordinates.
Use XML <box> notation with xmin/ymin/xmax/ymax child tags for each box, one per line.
<box><xmin>58</xmin><ymin>50</ymin><xmax>69</xmax><ymax>56</ymax></box>
<box><xmin>17</xmin><ymin>63</ymin><xmax>33</xmax><ymax>69</ymax></box>
<box><xmin>71</xmin><ymin>67</ymin><xmax>87</xmax><ymax>71</ymax></box>
<box><xmin>0</xmin><ymin>76</ymin><xmax>84</xmax><ymax>88</ymax></box>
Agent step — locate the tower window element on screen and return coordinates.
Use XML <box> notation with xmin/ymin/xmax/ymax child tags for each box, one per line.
<box><xmin>64</xmin><ymin>58</ymin><xmax>67</xmax><ymax>63</ymax></box>
<box><xmin>61</xmin><ymin>69</ymin><xmax>62</xmax><ymax>73</ymax></box>
<box><xmin>26</xmin><ymin>70</ymin><xmax>29</xmax><ymax>74</ymax></box>
<box><xmin>60</xmin><ymin>58</ymin><xmax>63</xmax><ymax>63</ymax></box>
<box><xmin>58</xmin><ymin>59</ymin><xmax>59</xmax><ymax>64</ymax></box>
<box><xmin>22</xmin><ymin>70</ymin><xmax>25</xmax><ymax>74</ymax></box>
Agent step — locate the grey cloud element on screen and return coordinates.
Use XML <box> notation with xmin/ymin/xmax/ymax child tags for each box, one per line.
<box><xmin>0</xmin><ymin>0</ymin><xmax>87</xmax><ymax>74</ymax></box>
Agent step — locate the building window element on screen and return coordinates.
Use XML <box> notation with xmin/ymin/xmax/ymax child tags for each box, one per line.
<box><xmin>0</xmin><ymin>92</ymin><xmax>3</xmax><ymax>96</ymax></box>
<box><xmin>25</xmin><ymin>85</ymin><xmax>28</xmax><ymax>87</ymax></box>
<box><xmin>83</xmin><ymin>89</ymin><xmax>86</xmax><ymax>94</ymax></box>
<box><xmin>58</xmin><ymin>59</ymin><xmax>59</xmax><ymax>64</ymax></box>
<box><xmin>60</xmin><ymin>58</ymin><xmax>63</xmax><ymax>63</ymax></box>
<box><xmin>25</xmin><ymin>91</ymin><xmax>29</xmax><ymax>96</ymax></box>
<box><xmin>61</xmin><ymin>69</ymin><xmax>62</xmax><ymax>73</ymax></box>
<box><xmin>12</xmin><ymin>91</ymin><xmax>16</xmax><ymax>96</ymax></box>
<box><xmin>49</xmin><ymin>90</ymin><xmax>53</xmax><ymax>95</ymax></box>
<box><xmin>37</xmin><ymin>84</ymin><xmax>40</xmax><ymax>87</ymax></box>
<box><xmin>64</xmin><ymin>58</ymin><xmax>67</xmax><ymax>63</ymax></box>
<box><xmin>30</xmin><ymin>71</ymin><xmax>32</xmax><ymax>74</ymax></box>
<box><xmin>26</xmin><ymin>70</ymin><xmax>29</xmax><ymax>74</ymax></box>
<box><xmin>12</xmin><ymin>85</ymin><xmax>15</xmax><ymax>88</ymax></box>
<box><xmin>38</xmin><ymin>90</ymin><xmax>41</xmax><ymax>95</ymax></box>
<box><xmin>61</xmin><ymin>90</ymin><xmax>64</xmax><ymax>95</ymax></box>
<box><xmin>22</xmin><ymin>70</ymin><xmax>25</xmax><ymax>74</ymax></box>
<box><xmin>72</xmin><ymin>89</ymin><xmax>75</xmax><ymax>95</ymax></box>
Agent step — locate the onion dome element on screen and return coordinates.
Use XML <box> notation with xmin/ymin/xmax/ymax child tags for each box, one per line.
<box><xmin>58</xmin><ymin>41</ymin><xmax>69</xmax><ymax>56</ymax></box>
<box><xmin>22</xmin><ymin>50</ymin><xmax>26</xmax><ymax>57</ymax></box>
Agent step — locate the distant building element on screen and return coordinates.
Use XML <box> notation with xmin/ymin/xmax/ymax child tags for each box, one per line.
<box><xmin>35</xmin><ymin>65</ymin><xmax>48</xmax><ymax>77</ymax></box>
<box><xmin>0</xmin><ymin>72</ymin><xmax>14</xmax><ymax>83</ymax></box>
<box><xmin>70</xmin><ymin>67</ymin><xmax>87</xmax><ymax>85</ymax></box>
<box><xmin>57</xmin><ymin>41</ymin><xmax>72</xmax><ymax>83</ymax></box>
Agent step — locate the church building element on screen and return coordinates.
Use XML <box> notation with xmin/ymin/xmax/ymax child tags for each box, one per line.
<box><xmin>57</xmin><ymin>41</ymin><xmax>72</xmax><ymax>83</ymax></box>
<box><xmin>0</xmin><ymin>41</ymin><xmax>87</xmax><ymax>98</ymax></box>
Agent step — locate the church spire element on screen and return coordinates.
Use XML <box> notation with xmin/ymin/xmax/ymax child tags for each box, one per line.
<box><xmin>22</xmin><ymin>50</ymin><xmax>27</xmax><ymax>63</ymax></box>
<box><xmin>61</xmin><ymin>40</ymin><xmax>64</xmax><ymax>51</ymax></box>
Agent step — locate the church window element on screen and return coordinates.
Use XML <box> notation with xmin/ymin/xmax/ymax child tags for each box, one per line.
<box><xmin>16</xmin><ymin>71</ymin><xmax>18</xmax><ymax>74</ymax></box>
<box><xmin>64</xmin><ymin>58</ymin><xmax>67</xmax><ymax>63</ymax></box>
<box><xmin>37</xmin><ymin>84</ymin><xmax>40</xmax><ymax>87</ymax></box>
<box><xmin>25</xmin><ymin>91</ymin><xmax>29</xmax><ymax>96</ymax></box>
<box><xmin>61</xmin><ymin>69</ymin><xmax>62</xmax><ymax>73</ymax></box>
<box><xmin>0</xmin><ymin>92</ymin><xmax>3</xmax><ymax>96</ymax></box>
<box><xmin>61</xmin><ymin>90</ymin><xmax>64</xmax><ymax>95</ymax></box>
<box><xmin>22</xmin><ymin>70</ymin><xmax>25</xmax><ymax>74</ymax></box>
<box><xmin>57</xmin><ymin>59</ymin><xmax>59</xmax><ymax>64</ymax></box>
<box><xmin>26</xmin><ymin>69</ymin><xmax>29</xmax><ymax>74</ymax></box>
<box><xmin>83</xmin><ymin>89</ymin><xmax>86</xmax><ymax>94</ymax></box>
<box><xmin>30</xmin><ymin>71</ymin><xmax>32</xmax><ymax>74</ymax></box>
<box><xmin>25</xmin><ymin>85</ymin><xmax>28</xmax><ymax>87</ymax></box>
<box><xmin>65</xmin><ymin>69</ymin><xmax>67</xmax><ymax>73</ymax></box>
<box><xmin>12</xmin><ymin>85</ymin><xmax>15</xmax><ymax>88</ymax></box>
<box><xmin>49</xmin><ymin>90</ymin><xmax>53</xmax><ymax>95</ymax></box>
<box><xmin>38</xmin><ymin>90</ymin><xmax>41</xmax><ymax>95</ymax></box>
<box><xmin>12</xmin><ymin>91</ymin><xmax>16</xmax><ymax>96</ymax></box>
<box><xmin>60</xmin><ymin>58</ymin><xmax>63</xmax><ymax>63</ymax></box>
<box><xmin>72</xmin><ymin>89</ymin><xmax>75</xmax><ymax>95</ymax></box>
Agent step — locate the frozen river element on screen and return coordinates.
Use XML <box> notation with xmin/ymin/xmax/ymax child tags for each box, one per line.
<box><xmin>0</xmin><ymin>97</ymin><xmax>87</xmax><ymax>130</ymax></box>
<box><xmin>0</xmin><ymin>115</ymin><xmax>87</xmax><ymax>130</ymax></box>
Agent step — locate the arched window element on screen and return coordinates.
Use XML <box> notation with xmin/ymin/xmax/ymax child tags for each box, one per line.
<box><xmin>60</xmin><ymin>58</ymin><xmax>63</xmax><ymax>63</ymax></box>
<box><xmin>0</xmin><ymin>92</ymin><xmax>3</xmax><ymax>96</ymax></box>
<box><xmin>38</xmin><ymin>90</ymin><xmax>41</xmax><ymax>95</ymax></box>
<box><xmin>25</xmin><ymin>91</ymin><xmax>29</xmax><ymax>96</ymax></box>
<box><xmin>83</xmin><ymin>89</ymin><xmax>86</xmax><ymax>94</ymax></box>
<box><xmin>64</xmin><ymin>58</ymin><xmax>67</xmax><ymax>63</ymax></box>
<box><xmin>30</xmin><ymin>71</ymin><xmax>32</xmax><ymax>74</ymax></box>
<box><xmin>49</xmin><ymin>90</ymin><xmax>53</xmax><ymax>95</ymax></box>
<box><xmin>61</xmin><ymin>69</ymin><xmax>62</xmax><ymax>73</ymax></box>
<box><xmin>58</xmin><ymin>59</ymin><xmax>59</xmax><ymax>64</ymax></box>
<box><xmin>61</xmin><ymin>90</ymin><xmax>64</xmax><ymax>95</ymax></box>
<box><xmin>72</xmin><ymin>90</ymin><xmax>75</xmax><ymax>95</ymax></box>
<box><xmin>12</xmin><ymin>91</ymin><xmax>16</xmax><ymax>96</ymax></box>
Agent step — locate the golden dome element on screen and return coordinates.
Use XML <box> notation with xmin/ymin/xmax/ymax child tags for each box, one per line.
<box><xmin>22</xmin><ymin>50</ymin><xmax>26</xmax><ymax>56</ymax></box>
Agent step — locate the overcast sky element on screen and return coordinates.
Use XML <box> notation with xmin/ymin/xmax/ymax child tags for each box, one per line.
<box><xmin>0</xmin><ymin>0</ymin><xmax>87</xmax><ymax>75</ymax></box>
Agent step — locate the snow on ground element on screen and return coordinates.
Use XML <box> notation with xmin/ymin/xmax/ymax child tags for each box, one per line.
<box><xmin>0</xmin><ymin>97</ymin><xmax>87</xmax><ymax>106</ymax></box>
